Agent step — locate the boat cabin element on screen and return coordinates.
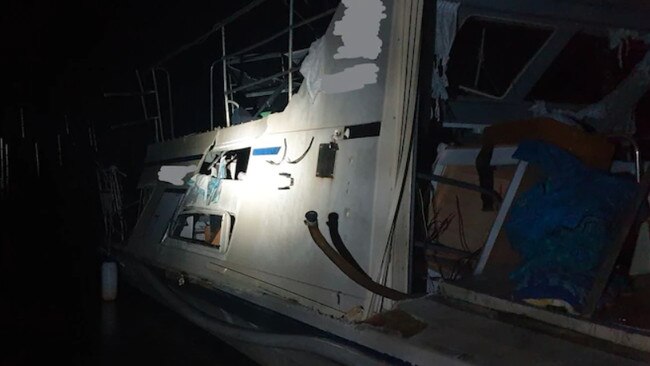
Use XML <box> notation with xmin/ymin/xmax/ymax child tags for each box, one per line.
<box><xmin>111</xmin><ymin>0</ymin><xmax>650</xmax><ymax>364</ymax></box>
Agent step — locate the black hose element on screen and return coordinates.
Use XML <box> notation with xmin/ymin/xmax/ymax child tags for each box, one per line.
<box><xmin>304</xmin><ymin>211</ymin><xmax>411</xmax><ymax>301</ymax></box>
<box><xmin>326</xmin><ymin>213</ymin><xmax>366</xmax><ymax>275</ymax></box>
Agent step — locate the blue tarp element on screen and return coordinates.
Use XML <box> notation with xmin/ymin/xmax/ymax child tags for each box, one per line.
<box><xmin>505</xmin><ymin>140</ymin><xmax>639</xmax><ymax>313</ymax></box>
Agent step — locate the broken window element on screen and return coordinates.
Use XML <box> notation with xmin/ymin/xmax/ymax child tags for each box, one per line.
<box><xmin>528</xmin><ymin>33</ymin><xmax>649</xmax><ymax>104</ymax></box>
<box><xmin>199</xmin><ymin>147</ymin><xmax>251</xmax><ymax>180</ymax></box>
<box><xmin>446</xmin><ymin>17</ymin><xmax>552</xmax><ymax>98</ymax></box>
<box><xmin>223</xmin><ymin>147</ymin><xmax>250</xmax><ymax>180</ymax></box>
<box><xmin>170</xmin><ymin>212</ymin><xmax>234</xmax><ymax>250</ymax></box>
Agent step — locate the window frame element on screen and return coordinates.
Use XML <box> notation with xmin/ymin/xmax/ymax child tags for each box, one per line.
<box><xmin>525</xmin><ymin>31</ymin><xmax>649</xmax><ymax>104</ymax></box>
<box><xmin>448</xmin><ymin>15</ymin><xmax>556</xmax><ymax>100</ymax></box>
<box><xmin>163</xmin><ymin>207</ymin><xmax>235</xmax><ymax>257</ymax></box>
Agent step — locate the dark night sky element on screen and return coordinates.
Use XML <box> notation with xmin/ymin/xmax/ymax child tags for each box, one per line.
<box><xmin>1</xmin><ymin>1</ymin><xmax>240</xmax><ymax>205</ymax></box>
<box><xmin>0</xmin><ymin>0</ymin><xmax>337</xmax><ymax>201</ymax></box>
<box><xmin>0</xmin><ymin>0</ymin><xmax>343</xmax><ymax>242</ymax></box>
<box><xmin>2</xmin><ymin>0</ymin><xmax>238</xmax><ymax>128</ymax></box>
<box><xmin>1</xmin><ymin>0</ymin><xmax>336</xmax><ymax>138</ymax></box>
<box><xmin>0</xmin><ymin>4</ymin><xmax>337</xmax><ymax>364</ymax></box>
<box><xmin>0</xmin><ymin>4</ymin><xmax>335</xmax><ymax>363</ymax></box>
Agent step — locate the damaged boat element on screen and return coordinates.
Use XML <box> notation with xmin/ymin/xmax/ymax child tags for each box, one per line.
<box><xmin>108</xmin><ymin>0</ymin><xmax>650</xmax><ymax>364</ymax></box>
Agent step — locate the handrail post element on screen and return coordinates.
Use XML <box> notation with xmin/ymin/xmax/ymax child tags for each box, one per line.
<box><xmin>4</xmin><ymin>142</ymin><xmax>8</xmax><ymax>193</ymax></box>
<box><xmin>34</xmin><ymin>142</ymin><xmax>40</xmax><ymax>178</ymax></box>
<box><xmin>222</xmin><ymin>27</ymin><xmax>231</xmax><ymax>127</ymax></box>
<box><xmin>20</xmin><ymin>108</ymin><xmax>25</xmax><ymax>139</ymax></box>
<box><xmin>151</xmin><ymin>69</ymin><xmax>164</xmax><ymax>142</ymax></box>
<box><xmin>288</xmin><ymin>0</ymin><xmax>294</xmax><ymax>102</ymax></box>
<box><xmin>156</xmin><ymin>68</ymin><xmax>175</xmax><ymax>139</ymax></box>
<box><xmin>207</xmin><ymin>6</ymin><xmax>334</xmax><ymax>128</ymax></box>
<box><xmin>210</xmin><ymin>62</ymin><xmax>215</xmax><ymax>130</ymax></box>
<box><xmin>0</xmin><ymin>138</ymin><xmax>4</xmax><ymax>195</ymax></box>
<box><xmin>64</xmin><ymin>114</ymin><xmax>70</xmax><ymax>135</ymax></box>
<box><xmin>57</xmin><ymin>134</ymin><xmax>63</xmax><ymax>166</ymax></box>
<box><xmin>135</xmin><ymin>70</ymin><xmax>156</xmax><ymax>142</ymax></box>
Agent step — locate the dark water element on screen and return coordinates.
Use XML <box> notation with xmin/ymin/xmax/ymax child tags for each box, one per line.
<box><xmin>1</xmin><ymin>268</ymin><xmax>258</xmax><ymax>366</ymax></box>
<box><xmin>0</xmin><ymin>142</ymin><xmax>261</xmax><ymax>365</ymax></box>
<box><xmin>0</xmin><ymin>188</ymin><xmax>257</xmax><ymax>365</ymax></box>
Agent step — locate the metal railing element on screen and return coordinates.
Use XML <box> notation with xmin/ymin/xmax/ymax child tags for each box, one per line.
<box><xmin>117</xmin><ymin>0</ymin><xmax>339</xmax><ymax>133</ymax></box>
<box><xmin>206</xmin><ymin>3</ymin><xmax>337</xmax><ymax>129</ymax></box>
<box><xmin>106</xmin><ymin>68</ymin><xmax>174</xmax><ymax>143</ymax></box>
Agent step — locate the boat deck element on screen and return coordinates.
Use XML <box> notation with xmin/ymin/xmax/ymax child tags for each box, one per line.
<box><xmin>394</xmin><ymin>295</ymin><xmax>650</xmax><ymax>365</ymax></box>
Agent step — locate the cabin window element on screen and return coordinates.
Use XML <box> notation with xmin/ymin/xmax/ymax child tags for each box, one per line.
<box><xmin>527</xmin><ymin>33</ymin><xmax>649</xmax><ymax>104</ymax></box>
<box><xmin>199</xmin><ymin>147</ymin><xmax>251</xmax><ymax>180</ymax></box>
<box><xmin>170</xmin><ymin>213</ymin><xmax>232</xmax><ymax>248</ymax></box>
<box><xmin>447</xmin><ymin>17</ymin><xmax>552</xmax><ymax>98</ymax></box>
<box><xmin>223</xmin><ymin>147</ymin><xmax>250</xmax><ymax>180</ymax></box>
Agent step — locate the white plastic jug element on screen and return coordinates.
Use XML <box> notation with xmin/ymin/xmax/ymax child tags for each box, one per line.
<box><xmin>101</xmin><ymin>261</ymin><xmax>118</xmax><ymax>301</ymax></box>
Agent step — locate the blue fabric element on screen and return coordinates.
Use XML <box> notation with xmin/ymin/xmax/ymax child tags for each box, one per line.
<box><xmin>505</xmin><ymin>140</ymin><xmax>639</xmax><ymax>312</ymax></box>
<box><xmin>184</xmin><ymin>177</ymin><xmax>204</xmax><ymax>206</ymax></box>
<box><xmin>207</xmin><ymin>161</ymin><xmax>226</xmax><ymax>204</ymax></box>
<box><xmin>183</xmin><ymin>160</ymin><xmax>227</xmax><ymax>207</ymax></box>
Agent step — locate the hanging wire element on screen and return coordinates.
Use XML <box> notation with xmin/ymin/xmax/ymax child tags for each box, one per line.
<box><xmin>287</xmin><ymin>137</ymin><xmax>314</xmax><ymax>164</ymax></box>
<box><xmin>455</xmin><ymin>195</ymin><xmax>469</xmax><ymax>252</ymax></box>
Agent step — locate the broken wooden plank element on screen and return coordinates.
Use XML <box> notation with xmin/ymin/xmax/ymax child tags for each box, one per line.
<box><xmin>583</xmin><ymin>171</ymin><xmax>650</xmax><ymax>317</ymax></box>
